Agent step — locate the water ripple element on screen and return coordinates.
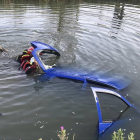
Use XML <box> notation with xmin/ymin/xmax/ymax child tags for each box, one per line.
<box><xmin>0</xmin><ymin>1</ymin><xmax>140</xmax><ymax>139</ymax></box>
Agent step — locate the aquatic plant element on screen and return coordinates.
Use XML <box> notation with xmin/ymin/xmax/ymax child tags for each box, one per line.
<box><xmin>58</xmin><ymin>126</ymin><xmax>68</xmax><ymax>140</ymax></box>
<box><xmin>128</xmin><ymin>133</ymin><xmax>135</xmax><ymax>140</ymax></box>
<box><xmin>112</xmin><ymin>128</ymin><xmax>135</xmax><ymax>140</ymax></box>
<box><xmin>58</xmin><ymin>126</ymin><xmax>75</xmax><ymax>140</ymax></box>
<box><xmin>112</xmin><ymin>129</ymin><xmax>125</xmax><ymax>140</ymax></box>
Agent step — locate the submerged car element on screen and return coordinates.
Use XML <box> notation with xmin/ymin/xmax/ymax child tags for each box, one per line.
<box><xmin>91</xmin><ymin>87</ymin><xmax>140</xmax><ymax>139</ymax></box>
<box><xmin>25</xmin><ymin>41</ymin><xmax>129</xmax><ymax>90</ymax></box>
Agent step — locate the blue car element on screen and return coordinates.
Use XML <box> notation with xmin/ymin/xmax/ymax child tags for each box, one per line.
<box><xmin>30</xmin><ymin>41</ymin><xmax>130</xmax><ymax>90</ymax></box>
<box><xmin>91</xmin><ymin>87</ymin><xmax>140</xmax><ymax>139</ymax></box>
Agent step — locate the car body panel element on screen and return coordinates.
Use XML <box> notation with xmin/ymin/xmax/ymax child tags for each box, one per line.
<box><xmin>91</xmin><ymin>87</ymin><xmax>139</xmax><ymax>135</ymax></box>
<box><xmin>31</xmin><ymin>41</ymin><xmax>129</xmax><ymax>90</ymax></box>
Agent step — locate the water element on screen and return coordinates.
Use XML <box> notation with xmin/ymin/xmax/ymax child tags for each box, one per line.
<box><xmin>0</xmin><ymin>0</ymin><xmax>140</xmax><ymax>139</ymax></box>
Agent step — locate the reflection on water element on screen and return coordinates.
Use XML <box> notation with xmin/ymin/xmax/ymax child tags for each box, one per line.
<box><xmin>110</xmin><ymin>2</ymin><xmax>125</xmax><ymax>37</ymax></box>
<box><xmin>0</xmin><ymin>0</ymin><xmax>140</xmax><ymax>139</ymax></box>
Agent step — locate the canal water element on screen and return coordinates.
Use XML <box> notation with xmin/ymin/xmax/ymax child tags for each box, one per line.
<box><xmin>0</xmin><ymin>0</ymin><xmax>140</xmax><ymax>139</ymax></box>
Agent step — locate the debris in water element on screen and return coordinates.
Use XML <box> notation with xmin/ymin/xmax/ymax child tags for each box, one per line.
<box><xmin>40</xmin><ymin>125</ymin><xmax>44</xmax><ymax>129</ymax></box>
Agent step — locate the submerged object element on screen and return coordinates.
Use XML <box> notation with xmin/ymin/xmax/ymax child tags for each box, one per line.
<box><xmin>91</xmin><ymin>87</ymin><xmax>140</xmax><ymax>136</ymax></box>
<box><xmin>31</xmin><ymin>41</ymin><xmax>128</xmax><ymax>90</ymax></box>
<box><xmin>0</xmin><ymin>46</ymin><xmax>8</xmax><ymax>52</ymax></box>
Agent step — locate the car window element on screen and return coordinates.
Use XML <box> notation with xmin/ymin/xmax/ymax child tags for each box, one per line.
<box><xmin>97</xmin><ymin>92</ymin><xmax>128</xmax><ymax>122</ymax></box>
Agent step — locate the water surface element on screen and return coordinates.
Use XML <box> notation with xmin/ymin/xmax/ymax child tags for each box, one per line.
<box><xmin>0</xmin><ymin>0</ymin><xmax>140</xmax><ymax>139</ymax></box>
